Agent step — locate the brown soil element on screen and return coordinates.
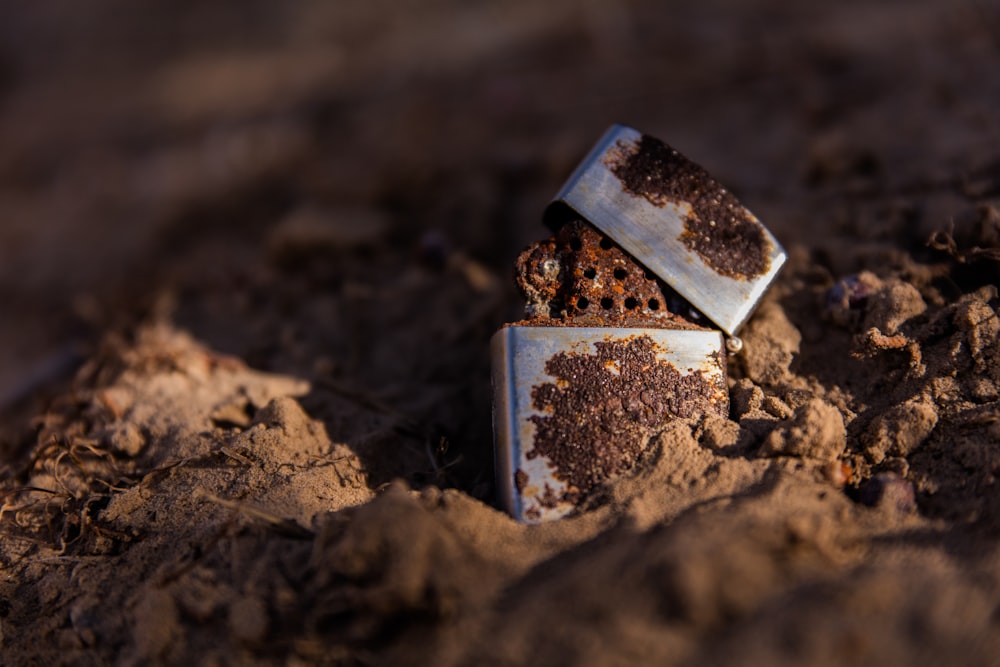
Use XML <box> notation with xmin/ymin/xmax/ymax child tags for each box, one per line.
<box><xmin>2</xmin><ymin>1</ymin><xmax>1000</xmax><ymax>665</ymax></box>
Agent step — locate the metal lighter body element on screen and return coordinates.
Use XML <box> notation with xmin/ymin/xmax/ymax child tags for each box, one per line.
<box><xmin>492</xmin><ymin>125</ymin><xmax>785</xmax><ymax>523</ymax></box>
<box><xmin>492</xmin><ymin>326</ymin><xmax>727</xmax><ymax>523</ymax></box>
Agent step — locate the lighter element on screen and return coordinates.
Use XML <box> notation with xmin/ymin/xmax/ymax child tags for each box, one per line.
<box><xmin>492</xmin><ymin>126</ymin><xmax>786</xmax><ymax>523</ymax></box>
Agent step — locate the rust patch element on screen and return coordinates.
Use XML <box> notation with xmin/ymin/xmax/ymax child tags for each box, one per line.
<box><xmin>606</xmin><ymin>134</ymin><xmax>772</xmax><ymax>280</ymax></box>
<box><xmin>537</xmin><ymin>483</ymin><xmax>561</xmax><ymax>509</ymax></box>
<box><xmin>526</xmin><ymin>335</ymin><xmax>726</xmax><ymax>505</ymax></box>
<box><xmin>514</xmin><ymin>236</ymin><xmax>561</xmax><ymax>316</ymax></box>
<box><xmin>514</xmin><ymin>469</ymin><xmax>528</xmax><ymax>493</ymax></box>
<box><xmin>515</xmin><ymin>220</ymin><xmax>709</xmax><ymax>329</ymax></box>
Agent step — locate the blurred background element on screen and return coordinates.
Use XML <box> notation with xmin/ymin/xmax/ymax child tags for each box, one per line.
<box><xmin>1</xmin><ymin>0</ymin><xmax>998</xmax><ymax>477</ymax></box>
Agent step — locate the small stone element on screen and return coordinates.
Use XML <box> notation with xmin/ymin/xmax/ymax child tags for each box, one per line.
<box><xmin>826</xmin><ymin>272</ymin><xmax>880</xmax><ymax>328</ymax></box>
<box><xmin>858</xmin><ymin>473</ymin><xmax>916</xmax><ymax>513</ymax></box>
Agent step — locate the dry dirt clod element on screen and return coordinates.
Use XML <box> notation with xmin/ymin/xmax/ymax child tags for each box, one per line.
<box><xmin>731</xmin><ymin>378</ymin><xmax>766</xmax><ymax>419</ymax></box>
<box><xmin>739</xmin><ymin>301</ymin><xmax>802</xmax><ymax>385</ymax></box>
<box><xmin>761</xmin><ymin>398</ymin><xmax>847</xmax><ymax>462</ymax></box>
<box><xmin>863</xmin><ymin>395</ymin><xmax>939</xmax><ymax>464</ymax></box>
<box><xmin>862</xmin><ymin>280</ymin><xmax>927</xmax><ymax>335</ymax></box>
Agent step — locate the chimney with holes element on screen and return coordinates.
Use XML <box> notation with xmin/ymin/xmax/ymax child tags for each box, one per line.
<box><xmin>492</xmin><ymin>125</ymin><xmax>787</xmax><ymax>522</ymax></box>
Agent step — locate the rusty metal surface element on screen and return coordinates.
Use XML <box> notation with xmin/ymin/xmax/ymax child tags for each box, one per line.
<box><xmin>549</xmin><ymin>124</ymin><xmax>786</xmax><ymax>336</ymax></box>
<box><xmin>514</xmin><ymin>219</ymin><xmax>709</xmax><ymax>329</ymax></box>
<box><xmin>492</xmin><ymin>125</ymin><xmax>775</xmax><ymax>522</ymax></box>
<box><xmin>492</xmin><ymin>326</ymin><xmax>727</xmax><ymax>523</ymax></box>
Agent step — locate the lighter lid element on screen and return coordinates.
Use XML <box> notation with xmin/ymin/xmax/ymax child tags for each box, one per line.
<box><xmin>549</xmin><ymin>125</ymin><xmax>786</xmax><ymax>336</ymax></box>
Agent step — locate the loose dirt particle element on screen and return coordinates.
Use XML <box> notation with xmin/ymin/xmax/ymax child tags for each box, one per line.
<box><xmin>739</xmin><ymin>301</ymin><xmax>802</xmax><ymax>385</ymax></box>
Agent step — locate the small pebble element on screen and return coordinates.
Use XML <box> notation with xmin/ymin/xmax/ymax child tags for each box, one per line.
<box><xmin>825</xmin><ymin>271</ymin><xmax>883</xmax><ymax>328</ymax></box>
<box><xmin>857</xmin><ymin>473</ymin><xmax>916</xmax><ymax>513</ymax></box>
<box><xmin>827</xmin><ymin>275</ymin><xmax>872</xmax><ymax>310</ymax></box>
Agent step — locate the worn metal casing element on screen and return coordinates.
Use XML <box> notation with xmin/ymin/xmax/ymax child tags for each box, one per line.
<box><xmin>550</xmin><ymin>125</ymin><xmax>786</xmax><ymax>336</ymax></box>
<box><xmin>492</xmin><ymin>326</ymin><xmax>728</xmax><ymax>523</ymax></box>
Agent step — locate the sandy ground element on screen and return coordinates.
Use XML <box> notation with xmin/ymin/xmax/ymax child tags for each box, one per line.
<box><xmin>2</xmin><ymin>1</ymin><xmax>1000</xmax><ymax>665</ymax></box>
